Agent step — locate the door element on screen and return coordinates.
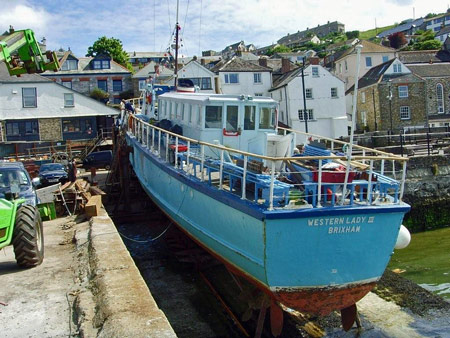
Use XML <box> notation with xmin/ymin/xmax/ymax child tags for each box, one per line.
<box><xmin>222</xmin><ymin>104</ymin><xmax>240</xmax><ymax>150</ymax></box>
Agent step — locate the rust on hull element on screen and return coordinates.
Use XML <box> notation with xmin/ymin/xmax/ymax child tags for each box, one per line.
<box><xmin>273</xmin><ymin>282</ymin><xmax>377</xmax><ymax>316</ymax></box>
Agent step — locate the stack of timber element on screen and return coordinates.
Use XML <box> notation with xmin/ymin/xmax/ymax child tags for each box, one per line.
<box><xmin>54</xmin><ymin>179</ymin><xmax>105</xmax><ymax>217</ymax></box>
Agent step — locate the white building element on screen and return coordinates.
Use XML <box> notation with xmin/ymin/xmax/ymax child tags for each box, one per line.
<box><xmin>211</xmin><ymin>56</ymin><xmax>272</xmax><ymax>96</ymax></box>
<box><xmin>333</xmin><ymin>40</ymin><xmax>396</xmax><ymax>91</ymax></box>
<box><xmin>0</xmin><ymin>62</ymin><xmax>118</xmax><ymax>154</ymax></box>
<box><xmin>270</xmin><ymin>62</ymin><xmax>348</xmax><ymax>141</ymax></box>
<box><xmin>177</xmin><ymin>60</ymin><xmax>217</xmax><ymax>93</ymax></box>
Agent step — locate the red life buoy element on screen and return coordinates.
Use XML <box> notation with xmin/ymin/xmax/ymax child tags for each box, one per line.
<box><xmin>222</xmin><ymin>128</ymin><xmax>240</xmax><ymax>136</ymax></box>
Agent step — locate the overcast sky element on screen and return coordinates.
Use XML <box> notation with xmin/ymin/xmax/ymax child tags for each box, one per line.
<box><xmin>1</xmin><ymin>0</ymin><xmax>448</xmax><ymax>57</ymax></box>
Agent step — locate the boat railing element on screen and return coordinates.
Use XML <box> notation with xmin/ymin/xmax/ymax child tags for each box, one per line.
<box><xmin>127</xmin><ymin>114</ymin><xmax>408</xmax><ymax>211</ymax></box>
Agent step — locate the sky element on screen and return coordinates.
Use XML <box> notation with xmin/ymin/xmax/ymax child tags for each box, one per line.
<box><xmin>1</xmin><ymin>0</ymin><xmax>448</xmax><ymax>57</ymax></box>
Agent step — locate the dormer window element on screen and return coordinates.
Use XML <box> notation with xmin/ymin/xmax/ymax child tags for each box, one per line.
<box><xmin>93</xmin><ymin>59</ymin><xmax>110</xmax><ymax>69</ymax></box>
<box><xmin>61</xmin><ymin>59</ymin><xmax>78</xmax><ymax>71</ymax></box>
<box><xmin>393</xmin><ymin>64</ymin><xmax>402</xmax><ymax>73</ymax></box>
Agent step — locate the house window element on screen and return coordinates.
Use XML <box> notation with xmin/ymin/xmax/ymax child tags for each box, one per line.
<box><xmin>339</xmin><ymin>63</ymin><xmax>342</xmax><ymax>73</ymax></box>
<box><xmin>254</xmin><ymin>93</ymin><xmax>263</xmax><ymax>96</ymax></box>
<box><xmin>312</xmin><ymin>66</ymin><xmax>319</xmax><ymax>77</ymax></box>
<box><xmin>344</xmin><ymin>61</ymin><xmax>348</xmax><ymax>71</ymax></box>
<box><xmin>437</xmin><ymin>83</ymin><xmax>444</xmax><ymax>113</ymax></box>
<box><xmin>62</xmin><ymin>119</ymin><xmax>81</xmax><ymax>132</ymax></box>
<box><xmin>365</xmin><ymin>57</ymin><xmax>372</xmax><ymax>67</ymax></box>
<box><xmin>102</xmin><ymin>60</ymin><xmax>110</xmax><ymax>69</ymax></box>
<box><xmin>61</xmin><ymin>59</ymin><xmax>78</xmax><ymax>71</ymax></box>
<box><xmin>64</xmin><ymin>93</ymin><xmax>74</xmax><ymax>107</ymax></box>
<box><xmin>62</xmin><ymin>80</ymin><xmax>72</xmax><ymax>89</ymax></box>
<box><xmin>305</xmin><ymin>88</ymin><xmax>313</xmax><ymax>99</ymax></box>
<box><xmin>361</xmin><ymin>111</ymin><xmax>367</xmax><ymax>126</ymax></box>
<box><xmin>398</xmin><ymin>85</ymin><xmax>408</xmax><ymax>98</ymax></box>
<box><xmin>201</xmin><ymin>77</ymin><xmax>212</xmax><ymax>89</ymax></box>
<box><xmin>361</xmin><ymin>92</ymin><xmax>366</xmax><ymax>103</ymax></box>
<box><xmin>205</xmin><ymin>106</ymin><xmax>223</xmax><ymax>128</ymax></box>
<box><xmin>113</xmin><ymin>79</ymin><xmax>123</xmax><ymax>92</ymax></box>
<box><xmin>331</xmin><ymin>87</ymin><xmax>338</xmax><ymax>98</ymax></box>
<box><xmin>224</xmin><ymin>73</ymin><xmax>239</xmax><ymax>84</ymax></box>
<box><xmin>298</xmin><ymin>109</ymin><xmax>314</xmax><ymax>121</ymax></box>
<box><xmin>393</xmin><ymin>64</ymin><xmax>402</xmax><ymax>73</ymax></box>
<box><xmin>259</xmin><ymin>107</ymin><xmax>275</xmax><ymax>129</ymax></box>
<box><xmin>254</xmin><ymin>73</ymin><xmax>262</xmax><ymax>83</ymax></box>
<box><xmin>97</xmin><ymin>80</ymin><xmax>108</xmax><ymax>92</ymax></box>
<box><xmin>382</xmin><ymin>55</ymin><xmax>389</xmax><ymax>63</ymax></box>
<box><xmin>400</xmin><ymin>106</ymin><xmax>410</xmax><ymax>120</ymax></box>
<box><xmin>25</xmin><ymin>121</ymin><xmax>38</xmax><ymax>134</ymax></box>
<box><xmin>139</xmin><ymin>80</ymin><xmax>146</xmax><ymax>90</ymax></box>
<box><xmin>22</xmin><ymin>88</ymin><xmax>37</xmax><ymax>108</ymax></box>
<box><xmin>6</xmin><ymin>122</ymin><xmax>20</xmax><ymax>136</ymax></box>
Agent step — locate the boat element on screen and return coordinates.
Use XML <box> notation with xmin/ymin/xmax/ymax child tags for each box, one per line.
<box><xmin>121</xmin><ymin>86</ymin><xmax>411</xmax><ymax>332</ymax></box>
<box><xmin>120</xmin><ymin>7</ymin><xmax>411</xmax><ymax>333</ymax></box>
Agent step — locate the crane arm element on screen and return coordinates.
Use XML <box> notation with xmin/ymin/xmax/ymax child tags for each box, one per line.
<box><xmin>0</xmin><ymin>29</ymin><xmax>59</xmax><ymax>76</ymax></box>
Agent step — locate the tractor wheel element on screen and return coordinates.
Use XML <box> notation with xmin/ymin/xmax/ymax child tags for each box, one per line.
<box><xmin>12</xmin><ymin>205</ymin><xmax>44</xmax><ymax>268</ymax></box>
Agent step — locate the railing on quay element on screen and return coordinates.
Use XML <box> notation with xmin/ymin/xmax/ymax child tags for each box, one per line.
<box><xmin>127</xmin><ymin>114</ymin><xmax>409</xmax><ymax>211</ymax></box>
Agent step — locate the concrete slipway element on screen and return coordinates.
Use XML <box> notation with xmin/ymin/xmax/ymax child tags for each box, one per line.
<box><xmin>0</xmin><ymin>209</ymin><xmax>176</xmax><ymax>338</ymax></box>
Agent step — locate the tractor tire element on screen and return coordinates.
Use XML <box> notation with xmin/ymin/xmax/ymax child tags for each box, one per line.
<box><xmin>12</xmin><ymin>205</ymin><xmax>44</xmax><ymax>268</ymax></box>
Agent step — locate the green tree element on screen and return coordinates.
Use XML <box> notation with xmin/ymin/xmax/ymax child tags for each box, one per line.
<box><xmin>86</xmin><ymin>36</ymin><xmax>129</xmax><ymax>66</ymax></box>
<box><xmin>266</xmin><ymin>45</ymin><xmax>291</xmax><ymax>56</ymax></box>
<box><xmin>411</xmin><ymin>30</ymin><xmax>442</xmax><ymax>50</ymax></box>
<box><xmin>345</xmin><ymin>30</ymin><xmax>360</xmax><ymax>39</ymax></box>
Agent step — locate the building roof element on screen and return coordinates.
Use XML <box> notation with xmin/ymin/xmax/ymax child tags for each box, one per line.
<box><xmin>436</xmin><ymin>25</ymin><xmax>450</xmax><ymax>37</ymax></box>
<box><xmin>335</xmin><ymin>40</ymin><xmax>396</xmax><ymax>62</ymax></box>
<box><xmin>407</xmin><ymin>63</ymin><xmax>450</xmax><ymax>77</ymax></box>
<box><xmin>270</xmin><ymin>66</ymin><xmax>304</xmax><ymax>90</ymax></box>
<box><xmin>377</xmin><ymin>18</ymin><xmax>424</xmax><ymax>38</ymax></box>
<box><xmin>128</xmin><ymin>51</ymin><xmax>171</xmax><ymax>58</ymax></box>
<box><xmin>0</xmin><ymin>62</ymin><xmax>53</xmax><ymax>83</ymax></box>
<box><xmin>210</xmin><ymin>56</ymin><xmax>272</xmax><ymax>73</ymax></box>
<box><xmin>398</xmin><ymin>50</ymin><xmax>450</xmax><ymax>64</ymax></box>
<box><xmin>133</xmin><ymin>61</ymin><xmax>174</xmax><ymax>79</ymax></box>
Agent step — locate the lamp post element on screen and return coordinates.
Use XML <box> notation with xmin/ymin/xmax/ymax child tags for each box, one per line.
<box><xmin>301</xmin><ymin>56</ymin><xmax>308</xmax><ymax>133</ymax></box>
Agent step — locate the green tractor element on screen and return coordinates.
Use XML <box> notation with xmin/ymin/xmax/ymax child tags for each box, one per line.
<box><xmin>0</xmin><ymin>163</ymin><xmax>44</xmax><ymax>268</ymax></box>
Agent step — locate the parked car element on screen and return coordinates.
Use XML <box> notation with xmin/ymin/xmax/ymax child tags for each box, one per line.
<box><xmin>83</xmin><ymin>150</ymin><xmax>113</xmax><ymax>170</ymax></box>
<box><xmin>38</xmin><ymin>163</ymin><xmax>68</xmax><ymax>187</ymax></box>
<box><xmin>0</xmin><ymin>162</ymin><xmax>39</xmax><ymax>206</ymax></box>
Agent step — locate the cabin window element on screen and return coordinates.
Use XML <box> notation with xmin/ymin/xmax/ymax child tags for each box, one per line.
<box><xmin>226</xmin><ymin>106</ymin><xmax>239</xmax><ymax>131</ymax></box>
<box><xmin>188</xmin><ymin>104</ymin><xmax>193</xmax><ymax>123</ymax></box>
<box><xmin>196</xmin><ymin>105</ymin><xmax>202</xmax><ymax>127</ymax></box>
<box><xmin>205</xmin><ymin>106</ymin><xmax>222</xmax><ymax>128</ymax></box>
<box><xmin>259</xmin><ymin>107</ymin><xmax>275</xmax><ymax>129</ymax></box>
<box><xmin>244</xmin><ymin>106</ymin><xmax>256</xmax><ymax>130</ymax></box>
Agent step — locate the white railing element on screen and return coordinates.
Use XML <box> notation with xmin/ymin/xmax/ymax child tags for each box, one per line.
<box><xmin>127</xmin><ymin>114</ymin><xmax>409</xmax><ymax>211</ymax></box>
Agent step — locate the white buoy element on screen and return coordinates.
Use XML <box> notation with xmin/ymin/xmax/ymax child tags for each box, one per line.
<box><xmin>395</xmin><ymin>225</ymin><xmax>411</xmax><ymax>249</ymax></box>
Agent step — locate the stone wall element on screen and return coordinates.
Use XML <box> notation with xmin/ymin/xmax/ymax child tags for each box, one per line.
<box><xmin>357</xmin><ymin>85</ymin><xmax>380</xmax><ymax>132</ymax></box>
<box><xmin>403</xmin><ymin>155</ymin><xmax>450</xmax><ymax>232</ymax></box>
<box><xmin>424</xmin><ymin>77</ymin><xmax>450</xmax><ymax>115</ymax></box>
<box><xmin>378</xmin><ymin>82</ymin><xmax>427</xmax><ymax>132</ymax></box>
<box><xmin>39</xmin><ymin>118</ymin><xmax>62</xmax><ymax>141</ymax></box>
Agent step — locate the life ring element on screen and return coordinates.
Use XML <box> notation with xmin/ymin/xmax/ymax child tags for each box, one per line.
<box><xmin>222</xmin><ymin>128</ymin><xmax>240</xmax><ymax>136</ymax></box>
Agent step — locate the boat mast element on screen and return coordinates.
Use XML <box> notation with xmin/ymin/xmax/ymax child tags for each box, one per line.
<box><xmin>174</xmin><ymin>0</ymin><xmax>180</xmax><ymax>90</ymax></box>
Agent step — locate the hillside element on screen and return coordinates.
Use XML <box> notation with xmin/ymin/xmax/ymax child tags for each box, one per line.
<box><xmin>359</xmin><ymin>24</ymin><xmax>397</xmax><ymax>39</ymax></box>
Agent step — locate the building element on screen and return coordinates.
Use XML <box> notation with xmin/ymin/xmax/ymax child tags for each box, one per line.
<box><xmin>211</xmin><ymin>57</ymin><xmax>272</xmax><ymax>96</ymax></box>
<box><xmin>277</xmin><ymin>21</ymin><xmax>345</xmax><ymax>46</ymax></box>
<box><xmin>42</xmin><ymin>51</ymin><xmax>132</xmax><ymax>104</ymax></box>
<box><xmin>377</xmin><ymin>18</ymin><xmax>424</xmax><ymax>38</ymax></box>
<box><xmin>345</xmin><ymin>58</ymin><xmax>426</xmax><ymax>133</ymax></box>
<box><xmin>421</xmin><ymin>10</ymin><xmax>450</xmax><ymax>34</ymax></box>
<box><xmin>269</xmin><ymin>60</ymin><xmax>348</xmax><ymax>140</ymax></box>
<box><xmin>131</xmin><ymin>62</ymin><xmax>174</xmax><ymax>97</ymax></box>
<box><xmin>177</xmin><ymin>60</ymin><xmax>217</xmax><ymax>93</ymax></box>
<box><xmin>436</xmin><ymin>26</ymin><xmax>450</xmax><ymax>43</ymax></box>
<box><xmin>128</xmin><ymin>51</ymin><xmax>172</xmax><ymax>67</ymax></box>
<box><xmin>0</xmin><ymin>63</ymin><xmax>118</xmax><ymax>157</ymax></box>
<box><xmin>272</xmin><ymin>51</ymin><xmax>316</xmax><ymax>64</ymax></box>
<box><xmin>333</xmin><ymin>40</ymin><xmax>396</xmax><ymax>91</ymax></box>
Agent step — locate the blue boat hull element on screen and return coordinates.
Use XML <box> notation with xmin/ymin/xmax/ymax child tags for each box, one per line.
<box><xmin>127</xmin><ymin>134</ymin><xmax>410</xmax><ymax>314</ymax></box>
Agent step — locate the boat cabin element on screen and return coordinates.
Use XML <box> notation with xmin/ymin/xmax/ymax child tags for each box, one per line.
<box><xmin>156</xmin><ymin>93</ymin><xmax>291</xmax><ymax>157</ymax></box>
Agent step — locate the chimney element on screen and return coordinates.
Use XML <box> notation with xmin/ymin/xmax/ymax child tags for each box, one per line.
<box><xmin>200</xmin><ymin>58</ymin><xmax>206</xmax><ymax>66</ymax></box>
<box><xmin>281</xmin><ymin>58</ymin><xmax>290</xmax><ymax>74</ymax></box>
<box><xmin>259</xmin><ymin>57</ymin><xmax>267</xmax><ymax>68</ymax></box>
<box><xmin>309</xmin><ymin>57</ymin><xmax>320</xmax><ymax>65</ymax></box>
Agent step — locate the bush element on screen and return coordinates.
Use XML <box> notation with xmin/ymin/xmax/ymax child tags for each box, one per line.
<box><xmin>90</xmin><ymin>87</ymin><xmax>109</xmax><ymax>101</ymax></box>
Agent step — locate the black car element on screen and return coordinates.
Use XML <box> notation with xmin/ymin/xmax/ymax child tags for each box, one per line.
<box><xmin>0</xmin><ymin>162</ymin><xmax>39</xmax><ymax>206</ymax></box>
<box><xmin>83</xmin><ymin>150</ymin><xmax>113</xmax><ymax>170</ymax></box>
<box><xmin>38</xmin><ymin>163</ymin><xmax>68</xmax><ymax>187</ymax></box>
